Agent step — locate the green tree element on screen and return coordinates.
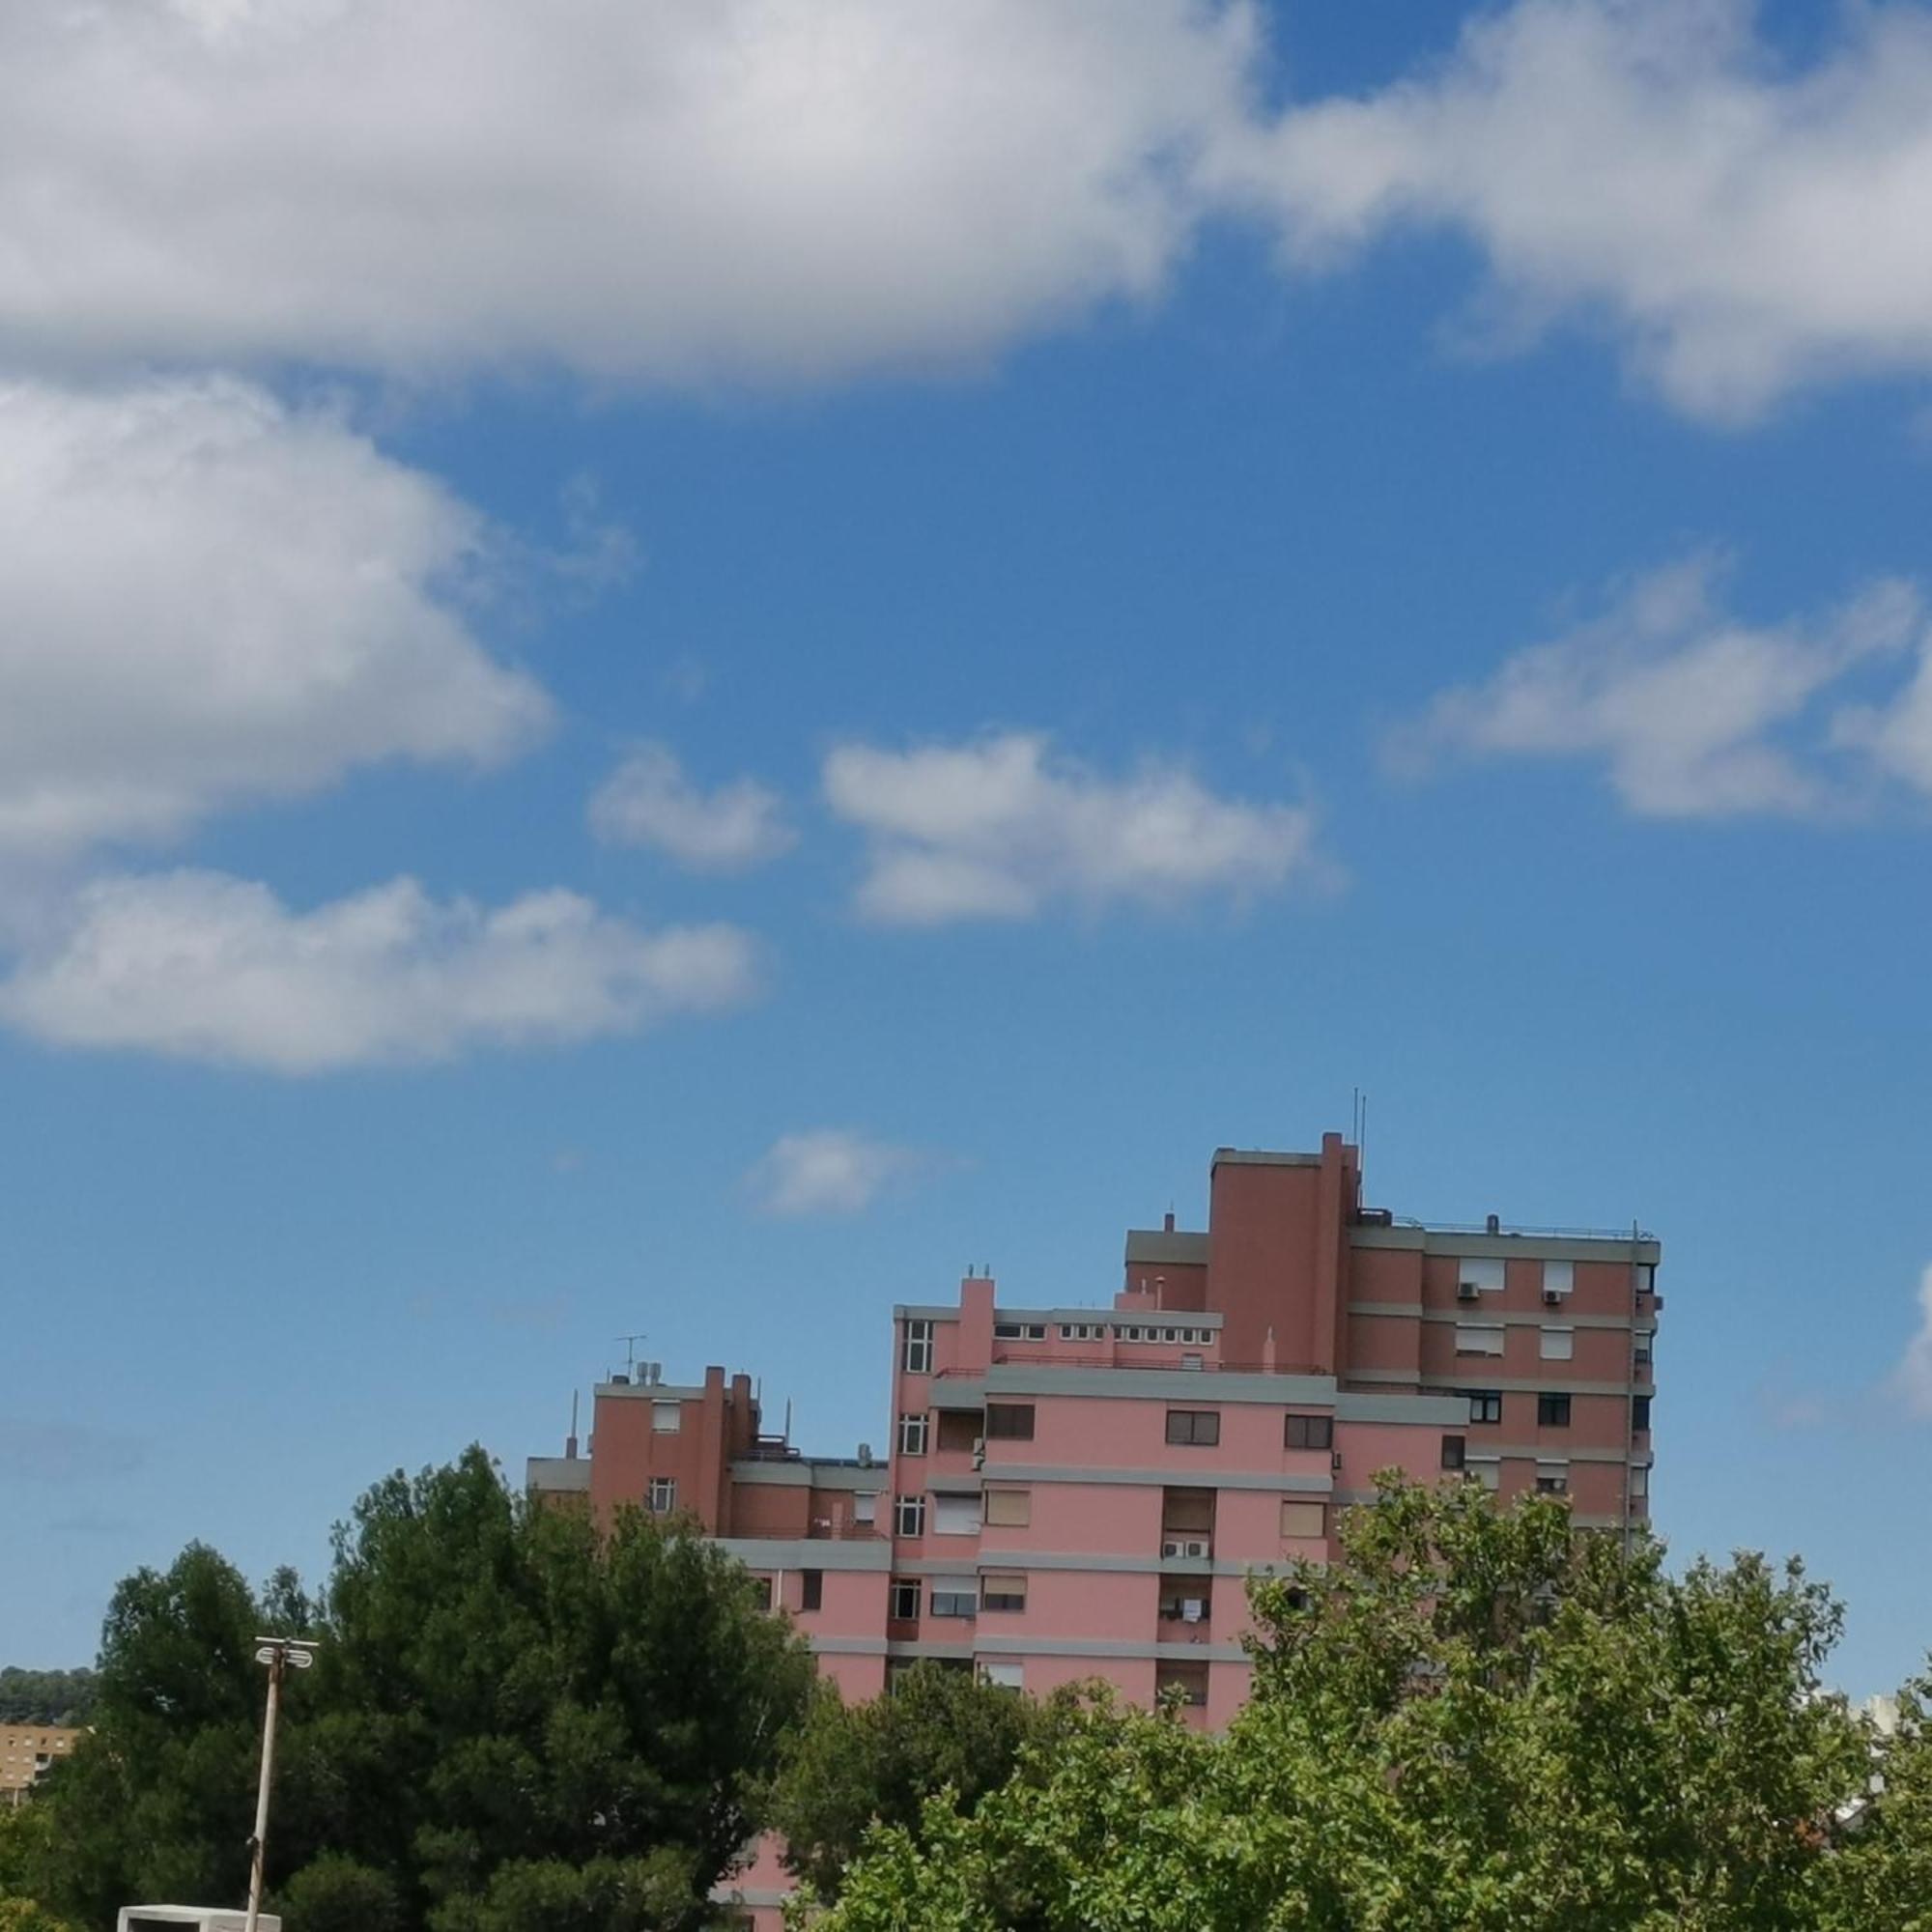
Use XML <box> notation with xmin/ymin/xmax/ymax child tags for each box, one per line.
<box><xmin>28</xmin><ymin>1448</ymin><xmax>814</xmax><ymax>1932</ymax></box>
<box><xmin>0</xmin><ymin>1672</ymin><xmax>98</xmax><ymax>1727</ymax></box>
<box><xmin>810</xmin><ymin>1476</ymin><xmax>1910</xmax><ymax>1932</ymax></box>
<box><xmin>767</xmin><ymin>1662</ymin><xmax>1068</xmax><ymax>1901</ymax></box>
<box><xmin>0</xmin><ymin>1774</ymin><xmax>82</xmax><ymax>1932</ymax></box>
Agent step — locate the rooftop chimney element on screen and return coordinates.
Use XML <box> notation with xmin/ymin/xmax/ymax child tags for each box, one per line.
<box><xmin>1163</xmin><ymin>1210</ymin><xmax>1176</xmax><ymax>1232</ymax></box>
<box><xmin>1486</xmin><ymin>1213</ymin><xmax>1501</xmax><ymax>1235</ymax></box>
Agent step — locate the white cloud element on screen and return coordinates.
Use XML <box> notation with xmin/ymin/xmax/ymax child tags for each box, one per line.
<box><xmin>589</xmin><ymin>744</ymin><xmax>795</xmax><ymax>871</ymax></box>
<box><xmin>1226</xmin><ymin>0</ymin><xmax>1932</xmax><ymax>419</ymax></box>
<box><xmin>0</xmin><ymin>0</ymin><xmax>1256</xmax><ymax>386</ymax></box>
<box><xmin>1396</xmin><ymin>554</ymin><xmax>1926</xmax><ymax>817</ymax></box>
<box><xmin>823</xmin><ymin>731</ymin><xmax>1317</xmax><ymax>924</ymax></box>
<box><xmin>0</xmin><ymin>376</ymin><xmax>548</xmax><ymax>858</ymax></box>
<box><xmin>1891</xmin><ymin>1264</ymin><xmax>1932</xmax><ymax>1421</ymax></box>
<box><xmin>0</xmin><ymin>870</ymin><xmax>758</xmax><ymax>1074</ymax></box>
<box><xmin>748</xmin><ymin>1128</ymin><xmax>924</xmax><ymax>1216</ymax></box>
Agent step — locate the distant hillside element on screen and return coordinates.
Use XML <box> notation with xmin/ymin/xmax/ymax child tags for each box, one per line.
<box><xmin>0</xmin><ymin>1666</ymin><xmax>98</xmax><ymax>1725</ymax></box>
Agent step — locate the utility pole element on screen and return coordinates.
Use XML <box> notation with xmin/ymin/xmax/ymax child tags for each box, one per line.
<box><xmin>244</xmin><ymin>1635</ymin><xmax>317</xmax><ymax>1932</ymax></box>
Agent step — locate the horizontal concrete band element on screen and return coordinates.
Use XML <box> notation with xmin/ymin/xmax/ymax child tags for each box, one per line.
<box><xmin>1350</xmin><ymin>1303</ymin><xmax>1656</xmax><ymax>1333</ymax></box>
<box><xmin>886</xmin><ymin>1637</ymin><xmax>1250</xmax><ymax>1663</ymax></box>
<box><xmin>1350</xmin><ymin>1228</ymin><xmax>1661</xmax><ymax>1264</ymax></box>
<box><xmin>988</xmin><ymin>1463</ymin><xmax>1333</xmax><ymax>1494</ymax></box>
<box><xmin>713</xmin><ymin>1538</ymin><xmax>891</xmax><ymax>1572</ymax></box>
<box><xmin>1347</xmin><ymin>1370</ymin><xmax>1649</xmax><ymax>1396</ymax></box>
<box><xmin>1460</xmin><ymin>1444</ymin><xmax>1649</xmax><ymax>1464</ymax></box>
<box><xmin>728</xmin><ymin>1461</ymin><xmax>887</xmax><ymax>1491</ymax></box>
<box><xmin>805</xmin><ymin>1636</ymin><xmax>891</xmax><ymax>1657</ymax></box>
<box><xmin>901</xmin><ymin>1551</ymin><xmax>1306</xmax><ymax>1579</ymax></box>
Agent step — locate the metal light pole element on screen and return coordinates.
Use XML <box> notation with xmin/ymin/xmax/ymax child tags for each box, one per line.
<box><xmin>244</xmin><ymin>1635</ymin><xmax>317</xmax><ymax>1932</ymax></box>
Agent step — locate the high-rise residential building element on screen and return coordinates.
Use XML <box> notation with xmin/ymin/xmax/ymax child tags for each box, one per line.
<box><xmin>528</xmin><ymin>1132</ymin><xmax>1661</xmax><ymax>1925</ymax></box>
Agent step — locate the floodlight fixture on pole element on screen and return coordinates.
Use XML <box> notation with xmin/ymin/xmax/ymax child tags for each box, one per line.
<box><xmin>244</xmin><ymin>1635</ymin><xmax>318</xmax><ymax>1932</ymax></box>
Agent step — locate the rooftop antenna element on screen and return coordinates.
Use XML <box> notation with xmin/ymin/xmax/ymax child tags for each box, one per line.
<box><xmin>566</xmin><ymin>1389</ymin><xmax>581</xmax><ymax>1460</ymax></box>
<box><xmin>613</xmin><ymin>1332</ymin><xmax>647</xmax><ymax>1373</ymax></box>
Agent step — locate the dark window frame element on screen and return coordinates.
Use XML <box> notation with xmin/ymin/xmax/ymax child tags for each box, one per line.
<box><xmin>984</xmin><ymin>1403</ymin><xmax>1037</xmax><ymax>1441</ymax></box>
<box><xmin>1440</xmin><ymin>1435</ymin><xmax>1466</xmax><ymax>1471</ymax></box>
<box><xmin>1165</xmin><ymin>1408</ymin><xmax>1221</xmax><ymax>1446</ymax></box>
<box><xmin>1537</xmin><ymin>1393</ymin><xmax>1573</xmax><ymax>1429</ymax></box>
<box><xmin>1284</xmin><ymin>1413</ymin><xmax>1334</xmax><ymax>1451</ymax></box>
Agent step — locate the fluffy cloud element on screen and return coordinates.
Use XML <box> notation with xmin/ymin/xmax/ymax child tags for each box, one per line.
<box><xmin>0</xmin><ymin>0</ymin><xmax>1256</xmax><ymax>385</ymax></box>
<box><xmin>589</xmin><ymin>744</ymin><xmax>795</xmax><ymax>871</ymax></box>
<box><xmin>823</xmin><ymin>732</ymin><xmax>1317</xmax><ymax>924</ymax></box>
<box><xmin>1892</xmin><ymin>1265</ymin><xmax>1932</xmax><ymax>1421</ymax></box>
<box><xmin>1226</xmin><ymin>0</ymin><xmax>1932</xmax><ymax>419</ymax></box>
<box><xmin>1396</xmin><ymin>555</ymin><xmax>1926</xmax><ymax>817</ymax></box>
<box><xmin>0</xmin><ymin>870</ymin><xmax>758</xmax><ymax>1073</ymax></box>
<box><xmin>747</xmin><ymin>1128</ymin><xmax>924</xmax><ymax>1216</ymax></box>
<box><xmin>0</xmin><ymin>377</ymin><xmax>547</xmax><ymax>857</ymax></box>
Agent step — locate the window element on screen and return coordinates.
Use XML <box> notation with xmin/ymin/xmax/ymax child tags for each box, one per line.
<box><xmin>801</xmin><ymin>1569</ymin><xmax>822</xmax><ymax>1612</ymax></box>
<box><xmin>1060</xmin><ymin>1321</ymin><xmax>1103</xmax><ymax>1341</ymax></box>
<box><xmin>889</xmin><ymin>1578</ymin><xmax>921</xmax><ymax>1621</ymax></box>
<box><xmin>930</xmin><ymin>1578</ymin><xmax>978</xmax><ymax>1618</ymax></box>
<box><xmin>934</xmin><ymin>1492</ymin><xmax>982</xmax><ymax>1536</ymax></box>
<box><xmin>1631</xmin><ymin>1463</ymin><xmax>1650</xmax><ymax>1498</ymax></box>
<box><xmin>1155</xmin><ymin>1661</ymin><xmax>1209</xmax><ymax>1707</ymax></box>
<box><xmin>647</xmin><ymin>1476</ymin><xmax>676</xmax><ymax>1513</ymax></box>
<box><xmin>1468</xmin><ymin>1390</ymin><xmax>1503</xmax><ymax>1425</ymax></box>
<box><xmin>1634</xmin><ymin>1333</ymin><xmax>1654</xmax><ymax>1368</ymax></box>
<box><xmin>1455</xmin><ymin>1322</ymin><xmax>1506</xmax><ymax>1356</ymax></box>
<box><xmin>983</xmin><ymin>1487</ymin><xmax>1032</xmax><ymax>1528</ymax></box>
<box><xmin>752</xmin><ymin>1573</ymin><xmax>775</xmax><ymax>1610</ymax></box>
<box><xmin>1633</xmin><ymin>1395</ymin><xmax>1653</xmax><ymax>1433</ymax></box>
<box><xmin>1537</xmin><ymin>1393</ymin><xmax>1573</xmax><ymax>1428</ymax></box>
<box><xmin>1635</xmin><ymin>1264</ymin><xmax>1657</xmax><ymax>1296</ymax></box>
<box><xmin>1440</xmin><ymin>1435</ymin><xmax>1466</xmax><ymax>1471</ymax></box>
<box><xmin>1165</xmin><ymin>1408</ymin><xmax>1220</xmax><ymax>1446</ymax></box>
<box><xmin>1161</xmin><ymin>1488</ymin><xmax>1215</xmax><ymax>1534</ymax></box>
<box><xmin>903</xmin><ymin>1319</ymin><xmax>933</xmax><ymax>1375</ymax></box>
<box><xmin>937</xmin><ymin>1409</ymin><xmax>980</xmax><ymax>1452</ymax></box>
<box><xmin>1535</xmin><ymin>1463</ymin><xmax>1570</xmax><ymax>1495</ymax></box>
<box><xmin>853</xmin><ymin>1492</ymin><xmax>878</xmax><ymax>1524</ymax></box>
<box><xmin>1541</xmin><ymin>1260</ymin><xmax>1575</xmax><ymax>1297</ymax></box>
<box><xmin>984</xmin><ymin>1403</ymin><xmax>1036</xmax><ymax>1440</ymax></box>
<box><xmin>897</xmin><ymin>1412</ymin><xmax>928</xmax><ymax>1456</ymax></box>
<box><xmin>1457</xmin><ymin>1257</ymin><xmax>1506</xmax><ymax>1294</ymax></box>
<box><xmin>1158</xmin><ymin>1581</ymin><xmax>1211</xmax><ymax>1622</ymax></box>
<box><xmin>894</xmin><ymin>1494</ymin><xmax>925</xmax><ymax>1538</ymax></box>
<box><xmin>981</xmin><ymin>1572</ymin><xmax>1028</xmax><ymax>1611</ymax></box>
<box><xmin>1467</xmin><ymin>1456</ymin><xmax>1501</xmax><ymax>1492</ymax></box>
<box><xmin>651</xmin><ymin>1400</ymin><xmax>681</xmax><ymax>1433</ymax></box>
<box><xmin>993</xmin><ymin>1321</ymin><xmax>1046</xmax><ymax>1341</ymax></box>
<box><xmin>1285</xmin><ymin>1413</ymin><xmax>1334</xmax><ymax>1451</ymax></box>
<box><xmin>1540</xmin><ymin>1326</ymin><xmax>1575</xmax><ymax>1362</ymax></box>
<box><xmin>980</xmin><ymin>1659</ymin><xmax>1025</xmax><ymax>1690</ymax></box>
<box><xmin>1281</xmin><ymin>1499</ymin><xmax>1327</xmax><ymax>1539</ymax></box>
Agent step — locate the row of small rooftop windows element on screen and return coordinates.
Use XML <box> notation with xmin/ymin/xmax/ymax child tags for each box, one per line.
<box><xmin>988</xmin><ymin>1320</ymin><xmax>1216</xmax><ymax>1348</ymax></box>
<box><xmin>1456</xmin><ymin>1259</ymin><xmax>1657</xmax><ymax>1299</ymax></box>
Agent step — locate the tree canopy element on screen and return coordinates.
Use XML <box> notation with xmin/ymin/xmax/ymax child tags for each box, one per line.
<box><xmin>767</xmin><ymin>1660</ymin><xmax>1077</xmax><ymax>1901</ymax></box>
<box><xmin>0</xmin><ymin>1672</ymin><xmax>97</xmax><ymax>1728</ymax></box>
<box><xmin>808</xmin><ymin>1476</ymin><xmax>1932</xmax><ymax>1932</ymax></box>
<box><xmin>14</xmin><ymin>1447</ymin><xmax>815</xmax><ymax>1932</ymax></box>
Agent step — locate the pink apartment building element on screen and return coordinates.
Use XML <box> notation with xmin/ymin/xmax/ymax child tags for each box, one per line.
<box><xmin>527</xmin><ymin>1133</ymin><xmax>1661</xmax><ymax>1924</ymax></box>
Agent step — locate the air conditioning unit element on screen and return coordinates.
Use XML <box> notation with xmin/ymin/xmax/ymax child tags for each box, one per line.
<box><xmin>1161</xmin><ymin>1538</ymin><xmax>1209</xmax><ymax>1559</ymax></box>
<box><xmin>1542</xmin><ymin>1289</ymin><xmax>1562</xmax><ymax>1305</ymax></box>
<box><xmin>1457</xmin><ymin>1281</ymin><xmax>1480</xmax><ymax>1301</ymax></box>
<box><xmin>1331</xmin><ymin>1450</ymin><xmax>1344</xmax><ymax>1472</ymax></box>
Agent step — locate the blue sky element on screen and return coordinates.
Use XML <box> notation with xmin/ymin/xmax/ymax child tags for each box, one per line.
<box><xmin>4</xmin><ymin>0</ymin><xmax>1932</xmax><ymax>1699</ymax></box>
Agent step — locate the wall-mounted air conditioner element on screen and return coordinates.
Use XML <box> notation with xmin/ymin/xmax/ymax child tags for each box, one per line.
<box><xmin>1457</xmin><ymin>1282</ymin><xmax>1480</xmax><ymax>1301</ymax></box>
<box><xmin>1161</xmin><ymin>1537</ymin><xmax>1209</xmax><ymax>1559</ymax></box>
